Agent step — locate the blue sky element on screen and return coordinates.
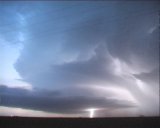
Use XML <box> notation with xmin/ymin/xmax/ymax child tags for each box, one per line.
<box><xmin>0</xmin><ymin>1</ymin><xmax>159</xmax><ymax>117</ymax></box>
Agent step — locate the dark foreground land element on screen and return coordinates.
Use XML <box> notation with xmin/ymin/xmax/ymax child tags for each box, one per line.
<box><xmin>0</xmin><ymin>116</ymin><xmax>160</xmax><ymax>128</ymax></box>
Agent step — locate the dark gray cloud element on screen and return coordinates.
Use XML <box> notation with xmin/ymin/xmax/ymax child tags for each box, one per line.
<box><xmin>134</xmin><ymin>68</ymin><xmax>159</xmax><ymax>84</ymax></box>
<box><xmin>106</xmin><ymin>9</ymin><xmax>159</xmax><ymax>70</ymax></box>
<box><xmin>14</xmin><ymin>1</ymin><xmax>159</xmax><ymax>89</ymax></box>
<box><xmin>133</xmin><ymin>68</ymin><xmax>159</xmax><ymax>94</ymax></box>
<box><xmin>0</xmin><ymin>1</ymin><xmax>159</xmax><ymax>117</ymax></box>
<box><xmin>0</xmin><ymin>85</ymin><xmax>135</xmax><ymax>114</ymax></box>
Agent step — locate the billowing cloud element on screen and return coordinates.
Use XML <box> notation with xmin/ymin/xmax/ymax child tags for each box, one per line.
<box><xmin>0</xmin><ymin>1</ymin><xmax>159</xmax><ymax>117</ymax></box>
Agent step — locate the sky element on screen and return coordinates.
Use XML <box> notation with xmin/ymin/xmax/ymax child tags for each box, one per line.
<box><xmin>0</xmin><ymin>1</ymin><xmax>159</xmax><ymax>118</ymax></box>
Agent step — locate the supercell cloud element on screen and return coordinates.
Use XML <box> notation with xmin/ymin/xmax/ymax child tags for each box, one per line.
<box><xmin>0</xmin><ymin>1</ymin><xmax>159</xmax><ymax>117</ymax></box>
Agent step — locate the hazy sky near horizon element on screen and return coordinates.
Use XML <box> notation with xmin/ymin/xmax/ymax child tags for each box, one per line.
<box><xmin>0</xmin><ymin>1</ymin><xmax>159</xmax><ymax>117</ymax></box>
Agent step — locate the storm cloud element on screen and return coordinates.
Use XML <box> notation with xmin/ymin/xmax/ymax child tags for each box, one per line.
<box><xmin>0</xmin><ymin>85</ymin><xmax>136</xmax><ymax>116</ymax></box>
<box><xmin>0</xmin><ymin>1</ymin><xmax>159</xmax><ymax>117</ymax></box>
